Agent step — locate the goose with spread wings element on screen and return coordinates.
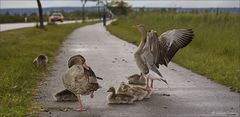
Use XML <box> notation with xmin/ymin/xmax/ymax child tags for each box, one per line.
<box><xmin>132</xmin><ymin>24</ymin><xmax>194</xmax><ymax>89</ymax></box>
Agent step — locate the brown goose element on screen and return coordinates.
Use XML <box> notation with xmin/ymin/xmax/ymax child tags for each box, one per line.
<box><xmin>132</xmin><ymin>24</ymin><xmax>194</xmax><ymax>89</ymax></box>
<box><xmin>62</xmin><ymin>54</ymin><xmax>102</xmax><ymax>111</ymax></box>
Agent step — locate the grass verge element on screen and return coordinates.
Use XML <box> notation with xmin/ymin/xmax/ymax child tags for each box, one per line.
<box><xmin>106</xmin><ymin>12</ymin><xmax>240</xmax><ymax>92</ymax></box>
<box><xmin>0</xmin><ymin>21</ymin><xmax>97</xmax><ymax>117</ymax></box>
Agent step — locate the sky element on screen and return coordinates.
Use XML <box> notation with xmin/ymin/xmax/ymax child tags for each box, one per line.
<box><xmin>0</xmin><ymin>0</ymin><xmax>239</xmax><ymax>9</ymax></box>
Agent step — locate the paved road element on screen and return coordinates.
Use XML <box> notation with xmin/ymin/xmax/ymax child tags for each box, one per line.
<box><xmin>0</xmin><ymin>20</ymin><xmax>97</xmax><ymax>32</ymax></box>
<box><xmin>36</xmin><ymin>23</ymin><xmax>240</xmax><ymax>117</ymax></box>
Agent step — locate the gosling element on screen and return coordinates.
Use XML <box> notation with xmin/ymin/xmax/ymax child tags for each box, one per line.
<box><xmin>33</xmin><ymin>54</ymin><xmax>48</xmax><ymax>67</ymax></box>
<box><xmin>117</xmin><ymin>82</ymin><xmax>152</xmax><ymax>101</ymax></box>
<box><xmin>107</xmin><ymin>87</ymin><xmax>134</xmax><ymax>104</ymax></box>
<box><xmin>54</xmin><ymin>89</ymin><xmax>78</xmax><ymax>102</ymax></box>
<box><xmin>128</xmin><ymin>73</ymin><xmax>145</xmax><ymax>85</ymax></box>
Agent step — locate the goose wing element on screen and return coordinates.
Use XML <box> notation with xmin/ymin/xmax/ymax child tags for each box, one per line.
<box><xmin>146</xmin><ymin>29</ymin><xmax>194</xmax><ymax>68</ymax></box>
<box><xmin>140</xmin><ymin>29</ymin><xmax>193</xmax><ymax>84</ymax></box>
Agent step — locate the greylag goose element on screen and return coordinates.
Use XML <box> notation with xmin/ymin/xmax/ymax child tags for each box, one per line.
<box><xmin>107</xmin><ymin>86</ymin><xmax>134</xmax><ymax>104</ymax></box>
<box><xmin>132</xmin><ymin>24</ymin><xmax>194</xmax><ymax>89</ymax></box>
<box><xmin>62</xmin><ymin>54</ymin><xmax>102</xmax><ymax>111</ymax></box>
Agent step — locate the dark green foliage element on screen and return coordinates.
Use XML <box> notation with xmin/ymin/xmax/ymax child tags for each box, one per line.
<box><xmin>107</xmin><ymin>0</ymin><xmax>131</xmax><ymax>16</ymax></box>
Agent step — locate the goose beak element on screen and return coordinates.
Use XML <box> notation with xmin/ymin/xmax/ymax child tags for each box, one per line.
<box><xmin>83</xmin><ymin>63</ymin><xmax>89</xmax><ymax>70</ymax></box>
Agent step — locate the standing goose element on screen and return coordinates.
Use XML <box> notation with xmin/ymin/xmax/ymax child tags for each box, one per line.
<box><xmin>63</xmin><ymin>54</ymin><xmax>102</xmax><ymax>111</ymax></box>
<box><xmin>132</xmin><ymin>24</ymin><xmax>194</xmax><ymax>89</ymax></box>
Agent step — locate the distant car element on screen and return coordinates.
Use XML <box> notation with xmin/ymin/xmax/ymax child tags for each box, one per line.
<box><xmin>48</xmin><ymin>13</ymin><xmax>64</xmax><ymax>23</ymax></box>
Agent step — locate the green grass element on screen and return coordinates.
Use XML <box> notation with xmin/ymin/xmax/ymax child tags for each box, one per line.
<box><xmin>0</xmin><ymin>22</ymin><xmax>97</xmax><ymax>117</ymax></box>
<box><xmin>107</xmin><ymin>12</ymin><xmax>240</xmax><ymax>92</ymax></box>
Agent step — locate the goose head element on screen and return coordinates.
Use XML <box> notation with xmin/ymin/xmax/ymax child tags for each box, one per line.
<box><xmin>38</xmin><ymin>54</ymin><xmax>47</xmax><ymax>60</ymax></box>
<box><xmin>68</xmin><ymin>54</ymin><xmax>89</xmax><ymax>70</ymax></box>
<box><xmin>107</xmin><ymin>87</ymin><xmax>115</xmax><ymax>93</ymax></box>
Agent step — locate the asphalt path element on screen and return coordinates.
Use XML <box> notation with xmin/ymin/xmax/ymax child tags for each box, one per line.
<box><xmin>35</xmin><ymin>23</ymin><xmax>239</xmax><ymax>117</ymax></box>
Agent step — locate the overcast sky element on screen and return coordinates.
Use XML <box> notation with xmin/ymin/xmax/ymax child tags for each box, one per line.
<box><xmin>1</xmin><ymin>0</ymin><xmax>239</xmax><ymax>8</ymax></box>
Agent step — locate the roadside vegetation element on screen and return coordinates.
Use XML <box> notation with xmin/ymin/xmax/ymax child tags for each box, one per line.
<box><xmin>107</xmin><ymin>12</ymin><xmax>240</xmax><ymax>92</ymax></box>
<box><xmin>0</xmin><ymin>21</ymin><xmax>97</xmax><ymax>116</ymax></box>
<box><xmin>0</xmin><ymin>11</ymin><xmax>101</xmax><ymax>24</ymax></box>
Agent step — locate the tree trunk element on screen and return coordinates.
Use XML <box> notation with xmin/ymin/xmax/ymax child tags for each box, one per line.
<box><xmin>97</xmin><ymin>1</ymin><xmax>101</xmax><ymax>20</ymax></box>
<box><xmin>82</xmin><ymin>4</ymin><xmax>85</xmax><ymax>22</ymax></box>
<box><xmin>37</xmin><ymin>0</ymin><xmax>44</xmax><ymax>28</ymax></box>
<box><xmin>81</xmin><ymin>0</ymin><xmax>86</xmax><ymax>22</ymax></box>
<box><xmin>103</xmin><ymin>7</ymin><xmax>106</xmax><ymax>26</ymax></box>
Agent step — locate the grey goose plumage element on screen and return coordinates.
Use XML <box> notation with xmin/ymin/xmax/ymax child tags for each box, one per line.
<box><xmin>133</xmin><ymin>24</ymin><xmax>194</xmax><ymax>89</ymax></box>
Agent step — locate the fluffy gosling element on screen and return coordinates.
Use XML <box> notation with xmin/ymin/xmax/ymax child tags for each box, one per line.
<box><xmin>107</xmin><ymin>86</ymin><xmax>134</xmax><ymax>104</ymax></box>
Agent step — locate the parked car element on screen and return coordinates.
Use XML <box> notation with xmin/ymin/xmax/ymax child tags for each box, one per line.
<box><xmin>48</xmin><ymin>13</ymin><xmax>64</xmax><ymax>23</ymax></box>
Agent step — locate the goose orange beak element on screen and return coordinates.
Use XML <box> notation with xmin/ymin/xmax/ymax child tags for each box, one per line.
<box><xmin>83</xmin><ymin>63</ymin><xmax>89</xmax><ymax>70</ymax></box>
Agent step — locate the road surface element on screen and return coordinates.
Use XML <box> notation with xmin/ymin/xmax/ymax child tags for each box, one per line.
<box><xmin>35</xmin><ymin>23</ymin><xmax>239</xmax><ymax>117</ymax></box>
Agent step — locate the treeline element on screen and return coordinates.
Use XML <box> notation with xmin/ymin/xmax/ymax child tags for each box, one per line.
<box><xmin>60</xmin><ymin>10</ymin><xmax>101</xmax><ymax>20</ymax></box>
<box><xmin>0</xmin><ymin>12</ymin><xmax>40</xmax><ymax>23</ymax></box>
<box><xmin>0</xmin><ymin>10</ymin><xmax>102</xmax><ymax>24</ymax></box>
<box><xmin>132</xmin><ymin>7</ymin><xmax>240</xmax><ymax>15</ymax></box>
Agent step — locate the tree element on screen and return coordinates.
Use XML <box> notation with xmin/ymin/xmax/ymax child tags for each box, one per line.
<box><xmin>4</xmin><ymin>11</ymin><xmax>11</xmax><ymax>16</ymax></box>
<box><xmin>81</xmin><ymin>0</ymin><xmax>105</xmax><ymax>22</ymax></box>
<box><xmin>37</xmin><ymin>0</ymin><xmax>44</xmax><ymax>28</ymax></box>
<box><xmin>81</xmin><ymin>0</ymin><xmax>87</xmax><ymax>22</ymax></box>
<box><xmin>96</xmin><ymin>0</ymin><xmax>108</xmax><ymax>19</ymax></box>
<box><xmin>107</xmin><ymin>0</ymin><xmax>130</xmax><ymax>16</ymax></box>
<box><xmin>97</xmin><ymin>0</ymin><xmax>102</xmax><ymax>20</ymax></box>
